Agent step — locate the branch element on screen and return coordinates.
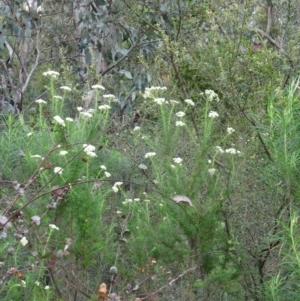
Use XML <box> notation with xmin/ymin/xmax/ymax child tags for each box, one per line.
<box><xmin>141</xmin><ymin>266</ymin><xmax>197</xmax><ymax>300</ymax></box>
<box><xmin>4</xmin><ymin>41</ymin><xmax>13</xmax><ymax>64</ymax></box>
<box><xmin>266</xmin><ymin>4</ymin><xmax>273</xmax><ymax>35</ymax></box>
<box><xmin>248</xmin><ymin>26</ymin><xmax>282</xmax><ymax>50</ymax></box>
<box><xmin>21</xmin><ymin>24</ymin><xmax>41</xmax><ymax>95</ymax></box>
<box><xmin>237</xmin><ymin>102</ymin><xmax>273</xmax><ymax>161</ymax></box>
<box><xmin>101</xmin><ymin>38</ymin><xmax>161</xmax><ymax>76</ymax></box>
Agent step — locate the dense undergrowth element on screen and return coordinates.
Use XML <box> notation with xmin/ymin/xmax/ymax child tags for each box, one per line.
<box><xmin>1</xmin><ymin>1</ymin><xmax>300</xmax><ymax>300</ymax></box>
<box><xmin>1</xmin><ymin>69</ymin><xmax>300</xmax><ymax>300</ymax></box>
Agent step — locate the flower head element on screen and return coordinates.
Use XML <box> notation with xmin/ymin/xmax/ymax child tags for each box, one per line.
<box><xmin>60</xmin><ymin>86</ymin><xmax>72</xmax><ymax>91</ymax></box>
<box><xmin>54</xmin><ymin>167</ymin><xmax>63</xmax><ymax>175</ymax></box>
<box><xmin>43</xmin><ymin>70</ymin><xmax>60</xmax><ymax>78</ymax></box>
<box><xmin>145</xmin><ymin>152</ymin><xmax>156</xmax><ymax>158</ymax></box>
<box><xmin>31</xmin><ymin>155</ymin><xmax>42</xmax><ymax>158</ymax></box>
<box><xmin>208</xmin><ymin>168</ymin><xmax>216</xmax><ymax>176</ymax></box>
<box><xmin>173</xmin><ymin>157</ymin><xmax>183</xmax><ymax>164</ymax></box>
<box><xmin>20</xmin><ymin>237</ymin><xmax>28</xmax><ymax>246</ymax></box>
<box><xmin>53</xmin><ymin>115</ymin><xmax>66</xmax><ymax>127</ymax></box>
<box><xmin>143</xmin><ymin>86</ymin><xmax>167</xmax><ymax>98</ymax></box>
<box><xmin>92</xmin><ymin>84</ymin><xmax>105</xmax><ymax>90</ymax></box>
<box><xmin>184</xmin><ymin>99</ymin><xmax>195</xmax><ymax>106</ymax></box>
<box><xmin>100</xmin><ymin>165</ymin><xmax>107</xmax><ymax>170</ymax></box>
<box><xmin>59</xmin><ymin>150</ymin><xmax>68</xmax><ymax>156</ymax></box>
<box><xmin>215</xmin><ymin>146</ymin><xmax>224</xmax><ymax>154</ymax></box>
<box><xmin>208</xmin><ymin>111</ymin><xmax>219</xmax><ymax>118</ymax></box>
<box><xmin>225</xmin><ymin>148</ymin><xmax>241</xmax><ymax>155</ymax></box>
<box><xmin>83</xmin><ymin>144</ymin><xmax>97</xmax><ymax>157</ymax></box>
<box><xmin>80</xmin><ymin>111</ymin><xmax>93</xmax><ymax>118</ymax></box>
<box><xmin>83</xmin><ymin>144</ymin><xmax>96</xmax><ymax>153</ymax></box>
<box><xmin>153</xmin><ymin>98</ymin><xmax>166</xmax><ymax>105</ymax></box>
<box><xmin>176</xmin><ymin>111</ymin><xmax>185</xmax><ymax>118</ymax></box>
<box><xmin>66</xmin><ymin>117</ymin><xmax>74</xmax><ymax>122</ymax></box>
<box><xmin>227</xmin><ymin>127</ymin><xmax>235</xmax><ymax>134</ymax></box>
<box><xmin>205</xmin><ymin>89</ymin><xmax>220</xmax><ymax>102</ymax></box>
<box><xmin>98</xmin><ymin>105</ymin><xmax>111</xmax><ymax>110</ymax></box>
<box><xmin>31</xmin><ymin>215</ymin><xmax>41</xmax><ymax>225</ymax></box>
<box><xmin>53</xmin><ymin>95</ymin><xmax>63</xmax><ymax>100</ymax></box>
<box><xmin>103</xmin><ymin>94</ymin><xmax>118</xmax><ymax>101</ymax></box>
<box><xmin>77</xmin><ymin>107</ymin><xmax>83</xmax><ymax>112</ymax></box>
<box><xmin>86</xmin><ymin>151</ymin><xmax>97</xmax><ymax>157</ymax></box>
<box><xmin>104</xmin><ymin>172</ymin><xmax>111</xmax><ymax>178</ymax></box>
<box><xmin>36</xmin><ymin>99</ymin><xmax>47</xmax><ymax>104</ymax></box>
<box><xmin>175</xmin><ymin>121</ymin><xmax>186</xmax><ymax>127</ymax></box>
<box><xmin>49</xmin><ymin>224</ymin><xmax>59</xmax><ymax>230</ymax></box>
<box><xmin>112</xmin><ymin>182</ymin><xmax>123</xmax><ymax>193</ymax></box>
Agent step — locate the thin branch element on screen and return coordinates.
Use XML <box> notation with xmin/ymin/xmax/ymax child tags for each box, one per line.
<box><xmin>248</xmin><ymin>26</ymin><xmax>282</xmax><ymax>50</ymax></box>
<box><xmin>266</xmin><ymin>4</ymin><xmax>273</xmax><ymax>35</ymax></box>
<box><xmin>21</xmin><ymin>24</ymin><xmax>41</xmax><ymax>94</ymax></box>
<box><xmin>237</xmin><ymin>102</ymin><xmax>273</xmax><ymax>161</ymax></box>
<box><xmin>101</xmin><ymin>38</ymin><xmax>161</xmax><ymax>76</ymax></box>
<box><xmin>141</xmin><ymin>266</ymin><xmax>197</xmax><ymax>300</ymax></box>
<box><xmin>175</xmin><ymin>0</ymin><xmax>182</xmax><ymax>42</ymax></box>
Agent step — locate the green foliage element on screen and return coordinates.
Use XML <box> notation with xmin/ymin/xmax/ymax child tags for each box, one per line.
<box><xmin>1</xmin><ymin>0</ymin><xmax>300</xmax><ymax>300</ymax></box>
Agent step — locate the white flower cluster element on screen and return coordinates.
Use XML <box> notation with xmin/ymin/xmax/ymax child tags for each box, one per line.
<box><xmin>83</xmin><ymin>144</ymin><xmax>97</xmax><ymax>157</ymax></box>
<box><xmin>227</xmin><ymin>127</ymin><xmax>235</xmax><ymax>134</ymax></box>
<box><xmin>36</xmin><ymin>99</ymin><xmax>47</xmax><ymax>104</ymax></box>
<box><xmin>176</xmin><ymin>111</ymin><xmax>185</xmax><ymax>118</ymax></box>
<box><xmin>54</xmin><ymin>167</ymin><xmax>63</xmax><ymax>175</ymax></box>
<box><xmin>20</xmin><ymin>236</ymin><xmax>28</xmax><ymax>246</ymax></box>
<box><xmin>59</xmin><ymin>150</ymin><xmax>68</xmax><ymax>156</ymax></box>
<box><xmin>53</xmin><ymin>115</ymin><xmax>65</xmax><ymax>127</ymax></box>
<box><xmin>92</xmin><ymin>84</ymin><xmax>105</xmax><ymax>90</ymax></box>
<box><xmin>215</xmin><ymin>146</ymin><xmax>224</xmax><ymax>154</ymax></box>
<box><xmin>225</xmin><ymin>148</ymin><xmax>241</xmax><ymax>154</ymax></box>
<box><xmin>153</xmin><ymin>98</ymin><xmax>166</xmax><ymax>105</ymax></box>
<box><xmin>208</xmin><ymin>168</ymin><xmax>216</xmax><ymax>176</ymax></box>
<box><xmin>49</xmin><ymin>224</ymin><xmax>59</xmax><ymax>230</ymax></box>
<box><xmin>103</xmin><ymin>94</ymin><xmax>118</xmax><ymax>102</ymax></box>
<box><xmin>215</xmin><ymin>146</ymin><xmax>241</xmax><ymax>155</ymax></box>
<box><xmin>80</xmin><ymin>111</ymin><xmax>93</xmax><ymax>118</ymax></box>
<box><xmin>208</xmin><ymin>111</ymin><xmax>219</xmax><ymax>118</ymax></box>
<box><xmin>143</xmin><ymin>86</ymin><xmax>167</xmax><ymax>98</ymax></box>
<box><xmin>98</xmin><ymin>104</ymin><xmax>111</xmax><ymax>110</ymax></box>
<box><xmin>43</xmin><ymin>70</ymin><xmax>60</xmax><ymax>78</ymax></box>
<box><xmin>173</xmin><ymin>157</ymin><xmax>183</xmax><ymax>164</ymax></box>
<box><xmin>60</xmin><ymin>86</ymin><xmax>72</xmax><ymax>91</ymax></box>
<box><xmin>204</xmin><ymin>89</ymin><xmax>220</xmax><ymax>102</ymax></box>
<box><xmin>112</xmin><ymin>182</ymin><xmax>123</xmax><ymax>193</ymax></box>
<box><xmin>122</xmin><ymin>198</ymin><xmax>142</xmax><ymax>205</ymax></box>
<box><xmin>176</xmin><ymin>121</ymin><xmax>186</xmax><ymax>127</ymax></box>
<box><xmin>184</xmin><ymin>99</ymin><xmax>195</xmax><ymax>106</ymax></box>
<box><xmin>145</xmin><ymin>152</ymin><xmax>156</xmax><ymax>158</ymax></box>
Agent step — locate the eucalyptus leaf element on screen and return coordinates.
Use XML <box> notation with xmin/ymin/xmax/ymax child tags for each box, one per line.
<box><xmin>119</xmin><ymin>70</ymin><xmax>132</xmax><ymax>79</ymax></box>
<box><xmin>84</xmin><ymin>48</ymin><xmax>92</xmax><ymax>65</ymax></box>
<box><xmin>95</xmin><ymin>0</ymin><xmax>106</xmax><ymax>5</ymax></box>
<box><xmin>0</xmin><ymin>35</ymin><xmax>5</xmax><ymax>49</ymax></box>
